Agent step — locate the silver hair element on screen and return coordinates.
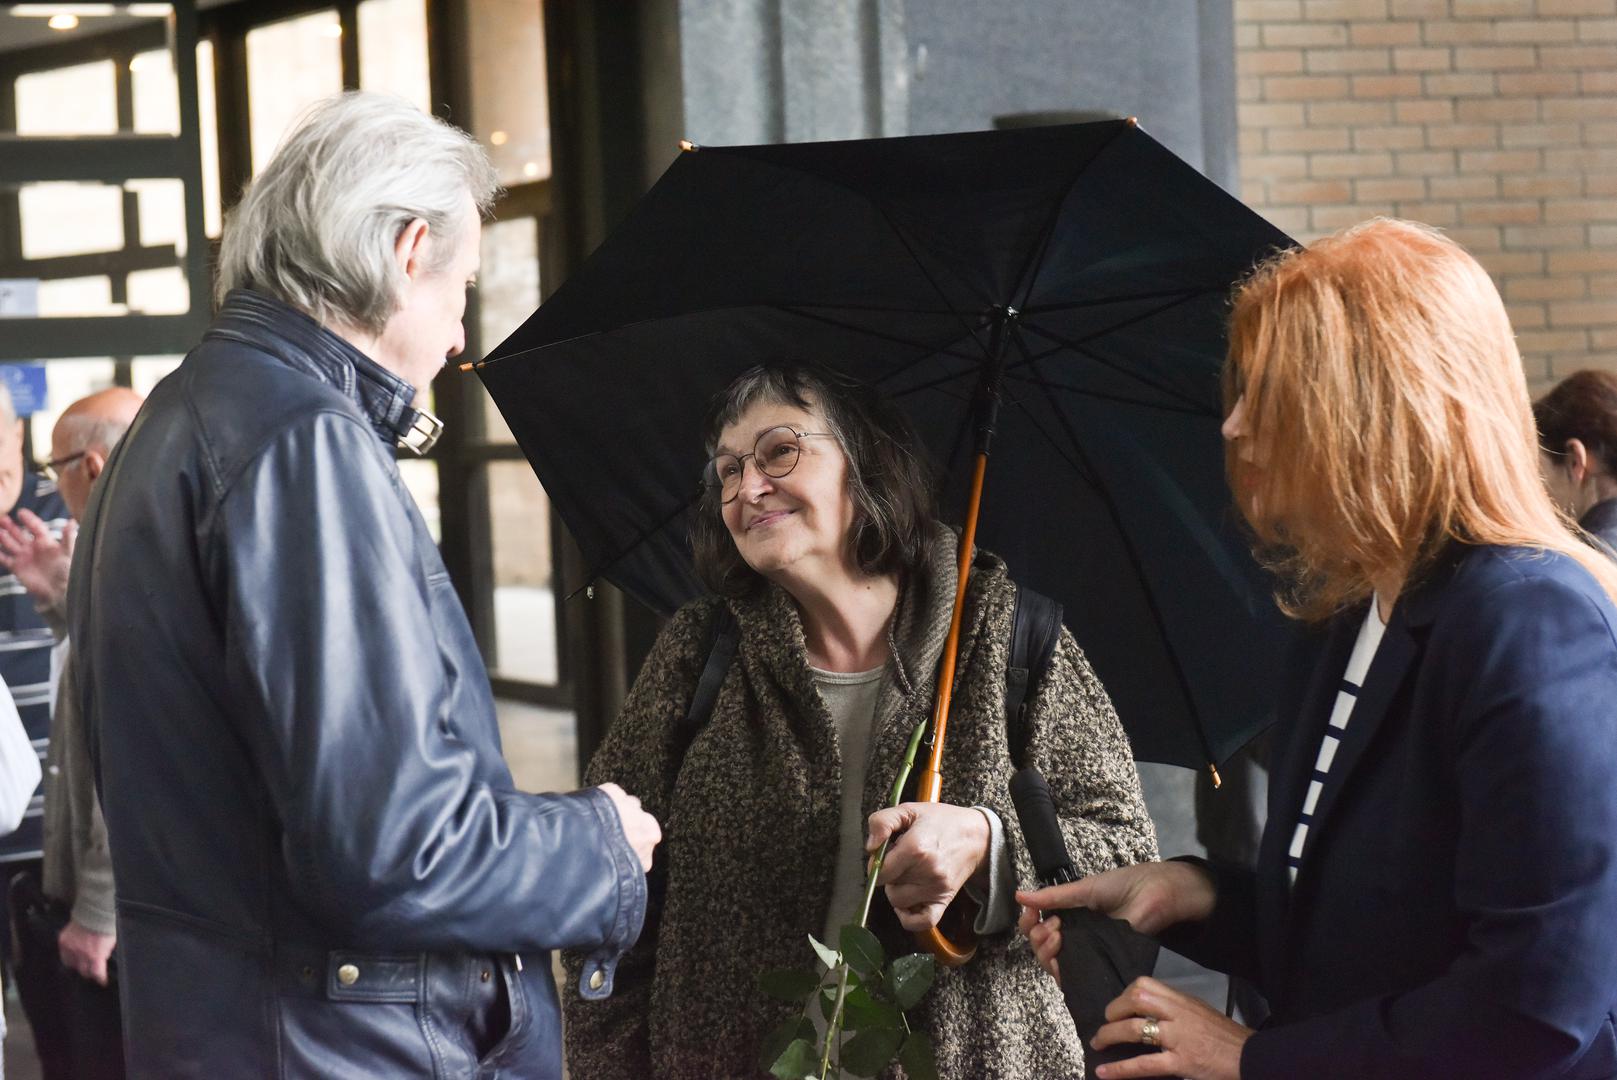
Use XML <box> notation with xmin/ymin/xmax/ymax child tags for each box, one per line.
<box><xmin>216</xmin><ymin>91</ymin><xmax>500</xmax><ymax>335</ymax></box>
<box><xmin>55</xmin><ymin>411</ymin><xmax>132</xmax><ymax>457</ymax></box>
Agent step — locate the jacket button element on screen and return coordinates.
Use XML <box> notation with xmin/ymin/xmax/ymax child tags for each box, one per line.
<box><xmin>480</xmin><ymin>969</ymin><xmax>491</xmax><ymax>982</ymax></box>
<box><xmin>337</xmin><ymin>964</ymin><xmax>360</xmax><ymax>986</ymax></box>
<box><xmin>588</xmin><ymin>969</ymin><xmax>605</xmax><ymax>991</ymax></box>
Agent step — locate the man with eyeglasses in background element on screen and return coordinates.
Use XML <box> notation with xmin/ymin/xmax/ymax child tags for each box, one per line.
<box><xmin>0</xmin><ymin>387</ymin><xmax>142</xmax><ymax>1080</ymax></box>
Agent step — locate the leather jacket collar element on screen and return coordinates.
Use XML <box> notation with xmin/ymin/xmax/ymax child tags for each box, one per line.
<box><xmin>207</xmin><ymin>289</ymin><xmax>443</xmax><ymax>455</ymax></box>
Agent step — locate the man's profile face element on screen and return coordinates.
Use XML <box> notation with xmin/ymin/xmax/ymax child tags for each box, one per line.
<box><xmin>49</xmin><ymin>424</ymin><xmax>92</xmax><ymax>522</ymax></box>
<box><xmin>372</xmin><ymin>191</ymin><xmax>482</xmax><ymax>400</ymax></box>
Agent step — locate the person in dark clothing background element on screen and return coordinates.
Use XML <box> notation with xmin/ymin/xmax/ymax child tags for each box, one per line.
<box><xmin>0</xmin><ymin>380</ymin><xmax>70</xmax><ymax>1007</ymax></box>
<box><xmin>0</xmin><ymin>388</ymin><xmax>144</xmax><ymax>1080</ymax></box>
<box><xmin>1535</xmin><ymin>369</ymin><xmax>1617</xmax><ymax>554</ymax></box>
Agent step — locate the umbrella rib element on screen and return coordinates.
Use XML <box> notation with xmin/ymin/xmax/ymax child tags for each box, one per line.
<box><xmin>771</xmin><ymin>305</ymin><xmax>1009</xmax><ymax>405</ymax></box>
<box><xmin>1003</xmin><ymin>369</ymin><xmax>1217</xmax><ymax>418</ymax></box>
<box><xmin>1022</xmin><ymin>287</ymin><xmax>1206</xmax><ymax>354</ymax></box>
<box><xmin>779</xmin><ymin>301</ymin><xmax>962</xmax><ymax>315</ymax></box>
<box><xmin>563</xmin><ymin>489</ymin><xmax>700</xmax><ymax>604</ymax></box>
<box><xmin>774</xmin><ymin>305</ymin><xmax>985</xmax><ymax>364</ymax></box>
<box><xmin>999</xmin><ymin>336</ymin><xmax>1206</xmax><ymax>415</ymax></box>
<box><xmin>884</xmin><ymin>357</ymin><xmax>1002</xmax><ymax>401</ymax></box>
<box><xmin>1016</xmin><ymin>289</ymin><xmax>1215</xmax><ymax>413</ymax></box>
<box><xmin>1023</xmin><ymin>285</ymin><xmax>1221</xmax><ymax>316</ymax></box>
<box><xmin>862</xmin><ymin>201</ymin><xmax>997</xmax><ymax>363</ymax></box>
<box><xmin>1007</xmin><ymin>119</ymin><xmax>1137</xmax><ymax>318</ymax></box>
<box><xmin>997</xmin><ymin>387</ymin><xmax>1101</xmax><ymax>491</ymax></box>
<box><xmin>1013</xmin><ymin>332</ymin><xmax>1219</xmax><ymax>769</ymax></box>
<box><xmin>1015</xmin><ymin>325</ymin><xmax>1208</xmax><ymax>415</ymax></box>
<box><xmin>471</xmin><ymin>298</ymin><xmax>987</xmax><ymax>372</ymax></box>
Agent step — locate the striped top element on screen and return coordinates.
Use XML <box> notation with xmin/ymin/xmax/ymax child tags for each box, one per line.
<box><xmin>1287</xmin><ymin>598</ymin><xmax>1386</xmax><ymax>886</ymax></box>
<box><xmin>0</xmin><ymin>471</ymin><xmax>69</xmax><ymax>863</ymax></box>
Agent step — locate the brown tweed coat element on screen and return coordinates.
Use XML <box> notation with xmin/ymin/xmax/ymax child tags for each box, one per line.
<box><xmin>562</xmin><ymin>528</ymin><xmax>1158</xmax><ymax>1079</ymax></box>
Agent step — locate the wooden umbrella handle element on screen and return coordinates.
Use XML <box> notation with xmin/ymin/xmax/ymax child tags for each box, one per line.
<box><xmin>909</xmin><ymin>451</ymin><xmax>991</xmax><ymax>968</ymax></box>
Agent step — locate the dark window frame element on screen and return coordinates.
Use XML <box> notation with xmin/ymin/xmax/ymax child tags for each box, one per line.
<box><xmin>0</xmin><ymin>0</ymin><xmax>571</xmax><ymax>708</ymax></box>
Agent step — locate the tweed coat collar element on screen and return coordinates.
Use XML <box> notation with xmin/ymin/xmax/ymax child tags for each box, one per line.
<box><xmin>723</xmin><ymin>524</ymin><xmax>1015</xmax><ymax>812</ymax></box>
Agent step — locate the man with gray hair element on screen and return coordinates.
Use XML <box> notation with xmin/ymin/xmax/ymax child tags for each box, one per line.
<box><xmin>68</xmin><ymin>92</ymin><xmax>659</xmax><ymax>1079</ymax></box>
<box><xmin>0</xmin><ymin>387</ymin><xmax>142</xmax><ymax>1080</ymax></box>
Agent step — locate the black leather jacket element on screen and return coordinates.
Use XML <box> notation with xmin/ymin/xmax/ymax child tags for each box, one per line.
<box><xmin>68</xmin><ymin>290</ymin><xmax>645</xmax><ymax>1079</ymax></box>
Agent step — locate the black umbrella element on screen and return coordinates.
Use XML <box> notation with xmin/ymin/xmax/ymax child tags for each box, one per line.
<box><xmin>469</xmin><ymin>118</ymin><xmax>1296</xmax><ymax>774</ymax></box>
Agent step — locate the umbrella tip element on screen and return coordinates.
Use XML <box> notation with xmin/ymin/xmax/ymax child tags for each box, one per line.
<box><xmin>679</xmin><ymin>139</ymin><xmax>700</xmax><ymax>152</ymax></box>
<box><xmin>457</xmin><ymin>360</ymin><xmax>477</xmax><ymax>373</ymax></box>
<box><xmin>1208</xmin><ymin>762</ymin><xmax>1222</xmax><ymax>789</ymax></box>
<box><xmin>1126</xmin><ymin>116</ymin><xmax>1139</xmax><ymax>128</ymax></box>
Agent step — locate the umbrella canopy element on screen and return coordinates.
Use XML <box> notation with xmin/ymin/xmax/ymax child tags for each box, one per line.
<box><xmin>473</xmin><ymin>119</ymin><xmax>1297</xmax><ymax>770</ymax></box>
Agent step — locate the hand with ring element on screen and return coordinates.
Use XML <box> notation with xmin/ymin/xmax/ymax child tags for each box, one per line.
<box><xmin>1088</xmin><ymin>975</ymin><xmax>1252</xmax><ymax>1080</ymax></box>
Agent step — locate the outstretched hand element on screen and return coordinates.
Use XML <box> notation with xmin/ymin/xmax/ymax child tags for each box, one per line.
<box><xmin>1016</xmin><ymin>860</ymin><xmax>1217</xmax><ymax>981</ymax></box>
<box><xmin>598</xmin><ymin>782</ymin><xmax>662</xmax><ymax>873</ymax></box>
<box><xmin>866</xmin><ymin>802</ymin><xmax>990</xmax><ymax>932</ymax></box>
<box><xmin>0</xmin><ymin>509</ymin><xmax>74</xmax><ymax>608</ymax></box>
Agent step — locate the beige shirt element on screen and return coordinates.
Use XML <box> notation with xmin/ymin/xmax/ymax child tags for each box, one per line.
<box><xmin>814</xmin><ymin>664</ymin><xmax>888</xmax><ymax>942</ymax></box>
<box><xmin>811</xmin><ymin>664</ymin><xmax>1016</xmax><ymax>947</ymax></box>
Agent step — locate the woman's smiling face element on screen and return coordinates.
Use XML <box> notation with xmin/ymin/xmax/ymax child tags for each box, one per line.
<box><xmin>717</xmin><ymin>398</ymin><xmax>856</xmax><ymax>585</ymax></box>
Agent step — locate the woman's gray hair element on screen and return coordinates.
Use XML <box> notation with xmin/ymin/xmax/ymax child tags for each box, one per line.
<box><xmin>216</xmin><ymin>91</ymin><xmax>499</xmax><ymax>335</ymax></box>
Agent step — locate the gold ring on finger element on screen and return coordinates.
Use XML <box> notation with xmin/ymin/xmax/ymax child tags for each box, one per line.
<box><xmin>1140</xmin><ymin>1017</ymin><xmax>1160</xmax><ymax>1047</ymax></box>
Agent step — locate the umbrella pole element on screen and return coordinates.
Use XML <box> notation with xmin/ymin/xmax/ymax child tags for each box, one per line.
<box><xmin>911</xmin><ymin>309</ymin><xmax>1016</xmax><ymax>968</ymax></box>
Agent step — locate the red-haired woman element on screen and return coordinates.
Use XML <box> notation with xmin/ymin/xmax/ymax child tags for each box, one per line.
<box><xmin>1018</xmin><ymin>219</ymin><xmax>1617</xmax><ymax>1080</ymax></box>
<box><xmin>1535</xmin><ymin>369</ymin><xmax>1617</xmax><ymax>553</ymax></box>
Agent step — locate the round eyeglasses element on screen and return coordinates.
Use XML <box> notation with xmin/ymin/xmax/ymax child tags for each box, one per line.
<box><xmin>703</xmin><ymin>426</ymin><xmax>835</xmax><ymax>504</ymax></box>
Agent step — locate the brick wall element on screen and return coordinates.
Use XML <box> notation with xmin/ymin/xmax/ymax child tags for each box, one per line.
<box><xmin>1235</xmin><ymin>0</ymin><xmax>1617</xmax><ymax>386</ymax></box>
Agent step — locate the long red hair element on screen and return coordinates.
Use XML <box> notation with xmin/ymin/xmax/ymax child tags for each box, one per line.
<box><xmin>1225</xmin><ymin>217</ymin><xmax>1617</xmax><ymax>620</ymax></box>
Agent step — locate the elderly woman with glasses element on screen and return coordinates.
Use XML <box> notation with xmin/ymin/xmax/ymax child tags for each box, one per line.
<box><xmin>561</xmin><ymin>364</ymin><xmax>1157</xmax><ymax>1079</ymax></box>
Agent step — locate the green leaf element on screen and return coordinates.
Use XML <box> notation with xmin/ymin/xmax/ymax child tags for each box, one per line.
<box><xmin>768</xmin><ymin>1038</ymin><xmax>822</xmax><ymax>1080</ymax></box>
<box><xmin>839</xmin><ymin>924</ymin><xmax>884</xmax><ymax>978</ymax></box>
<box><xmin>758</xmin><ymin>1017</ymin><xmax>817</xmax><ymax>1074</ymax></box>
<box><xmin>808</xmin><ymin>933</ymin><xmax>841</xmax><ymax>971</ymax></box>
<box><xmin>841</xmin><ymin>1027</ymin><xmax>904</xmax><ymax>1077</ymax></box>
<box><xmin>820</xmin><ymin>985</ymin><xmax>838</xmax><ymax>1022</ymax></box>
<box><xmin>888</xmin><ymin>952</ymin><xmax>936</xmax><ymax>1011</ymax></box>
<box><xmin>898</xmin><ymin>1031</ymin><xmax>940</xmax><ymax>1080</ymax></box>
<box><xmin>841</xmin><ymin>985</ymin><xmax>902</xmax><ymax>1031</ymax></box>
<box><xmin>758</xmin><ymin>967</ymin><xmax>821</xmax><ymax>1002</ymax></box>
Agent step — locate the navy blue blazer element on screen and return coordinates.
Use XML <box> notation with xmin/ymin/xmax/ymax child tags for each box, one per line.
<box><xmin>1171</xmin><ymin>544</ymin><xmax>1617</xmax><ymax>1079</ymax></box>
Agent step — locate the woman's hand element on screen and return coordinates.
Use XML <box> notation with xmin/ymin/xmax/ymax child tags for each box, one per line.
<box><xmin>1016</xmin><ymin>861</ymin><xmax>1217</xmax><ymax>979</ymax></box>
<box><xmin>1087</xmin><ymin>976</ymin><xmax>1250</xmax><ymax>1080</ymax></box>
<box><xmin>866</xmin><ymin>802</ymin><xmax>990</xmax><ymax>931</ymax></box>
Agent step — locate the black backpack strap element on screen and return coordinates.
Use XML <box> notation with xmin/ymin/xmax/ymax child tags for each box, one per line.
<box><xmin>1006</xmin><ymin>585</ymin><xmax>1064</xmax><ymax>770</ymax></box>
<box><xmin>683</xmin><ymin>605</ymin><xmax>739</xmax><ymax>735</ymax></box>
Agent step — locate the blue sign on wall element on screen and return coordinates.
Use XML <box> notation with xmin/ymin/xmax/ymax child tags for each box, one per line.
<box><xmin>0</xmin><ymin>365</ymin><xmax>47</xmax><ymax>418</ymax></box>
